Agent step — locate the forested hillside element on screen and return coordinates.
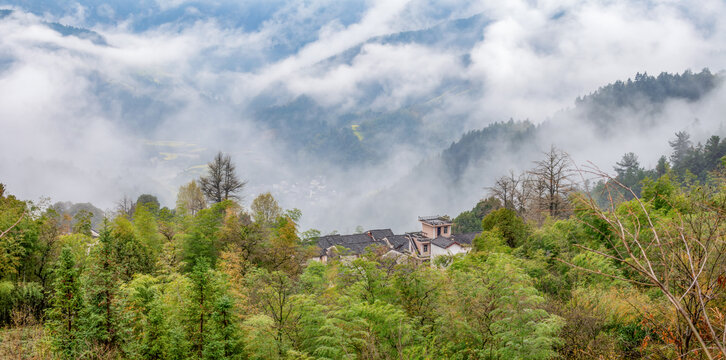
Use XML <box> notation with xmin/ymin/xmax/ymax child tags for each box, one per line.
<box><xmin>438</xmin><ymin>69</ymin><xmax>721</xmax><ymax>184</ymax></box>
<box><xmin>4</xmin><ymin>129</ymin><xmax>726</xmax><ymax>358</ymax></box>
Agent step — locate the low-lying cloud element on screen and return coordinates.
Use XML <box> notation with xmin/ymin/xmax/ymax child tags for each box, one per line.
<box><xmin>1</xmin><ymin>0</ymin><xmax>725</xmax><ymax>233</ymax></box>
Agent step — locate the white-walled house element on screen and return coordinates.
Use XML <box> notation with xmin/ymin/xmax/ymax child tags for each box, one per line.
<box><xmin>312</xmin><ymin>216</ymin><xmax>479</xmax><ymax>264</ymax></box>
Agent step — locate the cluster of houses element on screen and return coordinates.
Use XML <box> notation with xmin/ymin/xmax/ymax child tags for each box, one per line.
<box><xmin>313</xmin><ymin>216</ymin><xmax>480</xmax><ymax>263</ymax></box>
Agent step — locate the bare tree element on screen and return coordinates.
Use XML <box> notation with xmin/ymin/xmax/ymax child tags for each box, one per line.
<box><xmin>199</xmin><ymin>152</ymin><xmax>247</xmax><ymax>204</ymax></box>
<box><xmin>567</xmin><ymin>166</ymin><xmax>726</xmax><ymax>359</ymax></box>
<box><xmin>115</xmin><ymin>195</ymin><xmax>135</xmax><ymax>218</ymax></box>
<box><xmin>488</xmin><ymin>171</ymin><xmax>520</xmax><ymax>211</ymax></box>
<box><xmin>529</xmin><ymin>145</ymin><xmax>572</xmax><ymax>218</ymax></box>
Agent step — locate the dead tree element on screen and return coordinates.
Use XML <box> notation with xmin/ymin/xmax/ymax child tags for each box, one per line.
<box><xmin>115</xmin><ymin>195</ymin><xmax>135</xmax><ymax>218</ymax></box>
<box><xmin>488</xmin><ymin>171</ymin><xmax>520</xmax><ymax>211</ymax></box>
<box><xmin>529</xmin><ymin>145</ymin><xmax>572</xmax><ymax>218</ymax></box>
<box><xmin>199</xmin><ymin>152</ymin><xmax>247</xmax><ymax>203</ymax></box>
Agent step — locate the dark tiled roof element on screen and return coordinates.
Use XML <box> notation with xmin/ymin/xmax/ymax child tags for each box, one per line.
<box><xmin>317</xmin><ymin>233</ymin><xmax>382</xmax><ymax>256</ymax></box>
<box><xmin>316</xmin><ymin>234</ymin><xmax>343</xmax><ymax>256</ymax></box>
<box><xmin>431</xmin><ymin>236</ymin><xmax>456</xmax><ymax>249</ymax></box>
<box><xmin>451</xmin><ymin>232</ymin><xmax>479</xmax><ymax>245</ymax></box>
<box><xmin>431</xmin><ymin>232</ymin><xmax>480</xmax><ymax>249</ymax></box>
<box><xmin>367</xmin><ymin>229</ymin><xmax>394</xmax><ymax>241</ymax></box>
<box><xmin>386</xmin><ymin>235</ymin><xmax>410</xmax><ymax>252</ymax></box>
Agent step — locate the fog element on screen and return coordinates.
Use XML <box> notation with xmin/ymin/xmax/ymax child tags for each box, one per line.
<box><xmin>1</xmin><ymin>0</ymin><xmax>726</xmax><ymax>233</ymax></box>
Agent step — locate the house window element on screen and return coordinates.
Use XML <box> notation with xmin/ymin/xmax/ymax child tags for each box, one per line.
<box><xmin>444</xmin><ymin>226</ymin><xmax>448</xmax><ymax>234</ymax></box>
<box><xmin>423</xmin><ymin>244</ymin><xmax>428</xmax><ymax>252</ymax></box>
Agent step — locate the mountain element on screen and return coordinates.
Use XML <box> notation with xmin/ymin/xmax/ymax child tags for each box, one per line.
<box><xmin>46</xmin><ymin>22</ymin><xmax>108</xmax><ymax>46</ymax></box>
<box><xmin>333</xmin><ymin>69</ymin><xmax>725</xmax><ymax>232</ymax></box>
<box><xmin>50</xmin><ymin>201</ymin><xmax>106</xmax><ymax>230</ymax></box>
<box><xmin>439</xmin><ymin>69</ymin><xmax>722</xmax><ymax>184</ymax></box>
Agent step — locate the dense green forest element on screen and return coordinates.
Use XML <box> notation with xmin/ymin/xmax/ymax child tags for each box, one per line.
<box><xmin>3</xmin><ymin>131</ymin><xmax>726</xmax><ymax>359</ymax></box>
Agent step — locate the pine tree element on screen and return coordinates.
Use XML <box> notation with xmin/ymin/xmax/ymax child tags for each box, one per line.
<box><xmin>205</xmin><ymin>294</ymin><xmax>243</xmax><ymax>359</ymax></box>
<box><xmin>83</xmin><ymin>221</ymin><xmax>123</xmax><ymax>354</ymax></box>
<box><xmin>142</xmin><ymin>299</ymin><xmax>167</xmax><ymax>360</ymax></box>
<box><xmin>199</xmin><ymin>152</ymin><xmax>246</xmax><ymax>203</ymax></box>
<box><xmin>47</xmin><ymin>246</ymin><xmax>85</xmax><ymax>359</ymax></box>
<box><xmin>134</xmin><ymin>204</ymin><xmax>162</xmax><ymax>259</ymax></box>
<box><xmin>111</xmin><ymin>216</ymin><xmax>153</xmax><ymax>280</ymax></box>
<box><xmin>186</xmin><ymin>258</ymin><xmax>217</xmax><ymax>358</ymax></box>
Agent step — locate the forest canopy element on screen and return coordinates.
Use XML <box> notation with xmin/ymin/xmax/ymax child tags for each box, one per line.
<box><xmin>3</xmin><ymin>129</ymin><xmax>726</xmax><ymax>359</ymax></box>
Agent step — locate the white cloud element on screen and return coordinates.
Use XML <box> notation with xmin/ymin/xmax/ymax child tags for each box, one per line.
<box><xmin>0</xmin><ymin>0</ymin><xmax>725</xmax><ymax>231</ymax></box>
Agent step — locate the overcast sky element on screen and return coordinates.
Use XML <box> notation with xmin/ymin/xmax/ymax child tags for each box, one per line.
<box><xmin>1</xmin><ymin>0</ymin><xmax>725</xmax><ymax>232</ymax></box>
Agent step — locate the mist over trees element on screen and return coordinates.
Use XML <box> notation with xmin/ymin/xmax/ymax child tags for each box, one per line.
<box><xmin>1</xmin><ymin>69</ymin><xmax>725</xmax><ymax>359</ymax></box>
<box><xmin>3</xmin><ymin>126</ymin><xmax>726</xmax><ymax>358</ymax></box>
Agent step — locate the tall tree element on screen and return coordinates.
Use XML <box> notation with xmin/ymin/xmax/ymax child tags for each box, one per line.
<box><xmin>185</xmin><ymin>259</ymin><xmax>217</xmax><ymax>359</ymax></box>
<box><xmin>655</xmin><ymin>155</ymin><xmax>670</xmax><ymax>176</ymax></box>
<box><xmin>199</xmin><ymin>152</ymin><xmax>246</xmax><ymax>204</ymax></box>
<box><xmin>176</xmin><ymin>180</ymin><xmax>207</xmax><ymax>216</ymax></box>
<box><xmin>111</xmin><ymin>217</ymin><xmax>154</xmax><ymax>280</ymax></box>
<box><xmin>0</xmin><ymin>184</ymin><xmax>32</xmax><ymax>279</ymax></box>
<box><xmin>71</xmin><ymin>210</ymin><xmax>93</xmax><ymax>236</ymax></box>
<box><xmin>488</xmin><ymin>171</ymin><xmax>521</xmax><ymax>211</ymax></box>
<box><xmin>205</xmin><ymin>294</ymin><xmax>243</xmax><ymax>359</ymax></box>
<box><xmin>83</xmin><ymin>221</ymin><xmax>123</xmax><ymax>353</ymax></box>
<box><xmin>136</xmin><ymin>194</ymin><xmax>160</xmax><ymax>214</ymax></box>
<box><xmin>47</xmin><ymin>247</ymin><xmax>85</xmax><ymax>359</ymax></box>
<box><xmin>529</xmin><ymin>145</ymin><xmax>572</xmax><ymax>218</ymax></box>
<box><xmin>669</xmin><ymin>131</ymin><xmax>692</xmax><ymax>173</ymax></box>
<box><xmin>115</xmin><ymin>195</ymin><xmax>136</xmax><ymax>219</ymax></box>
<box><xmin>613</xmin><ymin>152</ymin><xmax>644</xmax><ymax>198</ymax></box>
<box><xmin>246</xmin><ymin>269</ymin><xmax>297</xmax><ymax>357</ymax></box>
<box><xmin>251</xmin><ymin>192</ymin><xmax>282</xmax><ymax>227</ymax></box>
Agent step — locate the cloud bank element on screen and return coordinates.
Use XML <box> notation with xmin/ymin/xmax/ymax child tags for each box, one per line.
<box><xmin>0</xmin><ymin>0</ymin><xmax>725</xmax><ymax>232</ymax></box>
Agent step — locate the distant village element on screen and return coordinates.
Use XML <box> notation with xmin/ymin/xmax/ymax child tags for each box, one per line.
<box><xmin>313</xmin><ymin>215</ymin><xmax>480</xmax><ymax>263</ymax></box>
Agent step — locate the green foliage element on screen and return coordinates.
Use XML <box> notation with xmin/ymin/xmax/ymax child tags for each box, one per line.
<box><xmin>640</xmin><ymin>174</ymin><xmax>677</xmax><ymax>211</ymax></box>
<box><xmin>453</xmin><ymin>196</ymin><xmax>501</xmax><ymax>233</ymax></box>
<box><xmin>251</xmin><ymin>192</ymin><xmax>282</xmax><ymax>227</ymax></box>
<box><xmin>0</xmin><ymin>191</ymin><xmax>35</xmax><ymax>279</ymax></box>
<box><xmin>111</xmin><ymin>216</ymin><xmax>154</xmax><ymax>280</ymax></box>
<box><xmin>71</xmin><ymin>210</ymin><xmax>93</xmax><ymax>236</ymax></box>
<box><xmin>242</xmin><ymin>314</ymin><xmax>277</xmax><ymax>360</ymax></box>
<box><xmin>13</xmin><ymin>281</ymin><xmax>45</xmax><ymax>321</ymax></box>
<box><xmin>177</xmin><ymin>180</ymin><xmax>207</xmax><ymax>217</ymax></box>
<box><xmin>481</xmin><ymin>207</ymin><xmax>528</xmax><ymax>247</ymax></box>
<box><xmin>0</xmin><ymin>281</ymin><xmax>13</xmax><ymax>324</ymax></box>
<box><xmin>46</xmin><ymin>247</ymin><xmax>85</xmax><ymax>359</ymax></box>
<box><xmin>393</xmin><ymin>263</ymin><xmax>443</xmax><ymax>328</ymax></box>
<box><xmin>134</xmin><ymin>204</ymin><xmax>163</xmax><ymax>255</ymax></box>
<box><xmin>337</xmin><ymin>257</ymin><xmax>391</xmax><ymax>304</ymax></box>
<box><xmin>299</xmin><ymin>228</ymin><xmax>321</xmax><ymax>244</ymax></box>
<box><xmin>336</xmin><ymin>300</ymin><xmax>418</xmax><ymax>359</ymax></box>
<box><xmin>182</xmin><ymin>201</ymin><xmax>230</xmax><ymax>271</ymax></box>
<box><xmin>136</xmin><ymin>194</ymin><xmax>161</xmax><ymax>214</ymax></box>
<box><xmin>298</xmin><ymin>260</ymin><xmax>327</xmax><ymax>295</ymax></box>
<box><xmin>82</xmin><ymin>223</ymin><xmax>124</xmax><ymax>352</ymax></box>
<box><xmin>13</xmin><ymin>125</ymin><xmax>726</xmax><ymax>359</ymax></box>
<box><xmin>441</xmin><ymin>253</ymin><xmax>563</xmax><ymax>359</ymax></box>
<box><xmin>205</xmin><ymin>294</ymin><xmax>243</xmax><ymax>360</ymax></box>
<box><xmin>185</xmin><ymin>258</ymin><xmax>218</xmax><ymax>358</ymax></box>
<box><xmin>472</xmin><ymin>229</ymin><xmax>511</xmax><ymax>254</ymax></box>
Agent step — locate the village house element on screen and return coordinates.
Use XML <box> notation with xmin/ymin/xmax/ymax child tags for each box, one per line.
<box><xmin>313</xmin><ymin>216</ymin><xmax>480</xmax><ymax>264</ymax></box>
